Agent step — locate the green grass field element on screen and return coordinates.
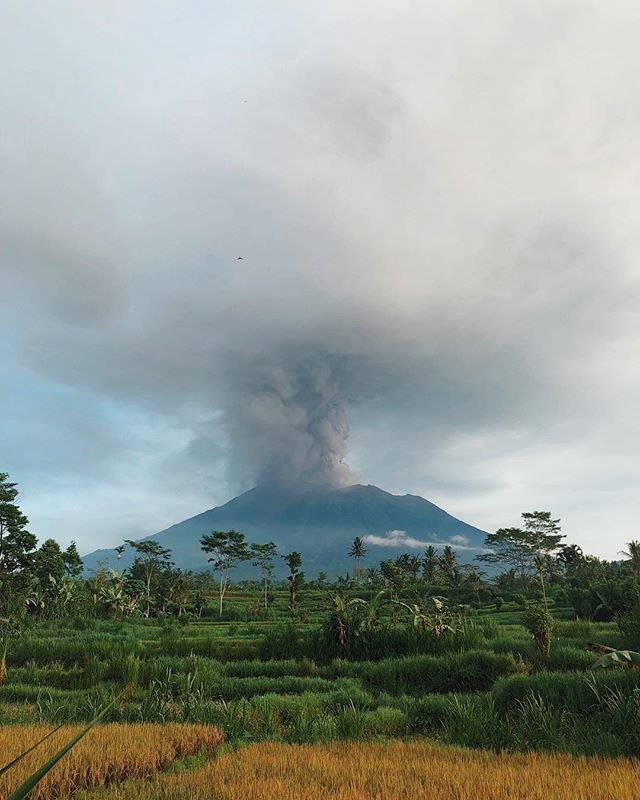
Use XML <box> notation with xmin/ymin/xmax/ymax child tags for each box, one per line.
<box><xmin>1</xmin><ymin>595</ymin><xmax>637</xmax><ymax>758</ymax></box>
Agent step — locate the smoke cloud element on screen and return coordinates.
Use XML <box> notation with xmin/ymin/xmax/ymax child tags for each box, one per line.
<box><xmin>1</xmin><ymin>2</ymin><xmax>639</xmax><ymax>556</ymax></box>
<box><xmin>226</xmin><ymin>351</ymin><xmax>357</xmax><ymax>488</ymax></box>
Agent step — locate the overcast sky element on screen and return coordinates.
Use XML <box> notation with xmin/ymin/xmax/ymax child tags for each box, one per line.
<box><xmin>1</xmin><ymin>2</ymin><xmax>639</xmax><ymax>558</ymax></box>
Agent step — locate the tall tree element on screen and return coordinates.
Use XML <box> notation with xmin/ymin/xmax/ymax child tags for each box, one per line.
<box><xmin>250</xmin><ymin>541</ymin><xmax>278</xmax><ymax>610</ymax></box>
<box><xmin>282</xmin><ymin>551</ymin><xmax>304</xmax><ymax>614</ymax></box>
<box><xmin>167</xmin><ymin>570</ymin><xmax>193</xmax><ymax>617</ymax></box>
<box><xmin>348</xmin><ymin>537</ymin><xmax>367</xmax><ymax>582</ymax></box>
<box><xmin>63</xmin><ymin>541</ymin><xmax>84</xmax><ymax>578</ymax></box>
<box><xmin>33</xmin><ymin>539</ymin><xmax>66</xmax><ymax>586</ymax></box>
<box><xmin>0</xmin><ymin>472</ymin><xmax>37</xmax><ymax>579</ymax></box>
<box><xmin>200</xmin><ymin>530</ymin><xmax>251</xmax><ymax>617</ymax></box>
<box><xmin>477</xmin><ymin>511</ymin><xmax>564</xmax><ymax>587</ymax></box>
<box><xmin>521</xmin><ymin>511</ymin><xmax>562</xmax><ymax>544</ymax></box>
<box><xmin>124</xmin><ymin>539</ymin><xmax>173</xmax><ymax>617</ymax></box>
<box><xmin>476</xmin><ymin>527</ymin><xmax>532</xmax><ymax>585</ymax></box>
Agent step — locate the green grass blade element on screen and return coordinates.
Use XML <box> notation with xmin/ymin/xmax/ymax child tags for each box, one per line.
<box><xmin>7</xmin><ymin>695</ymin><xmax>119</xmax><ymax>800</ymax></box>
<box><xmin>0</xmin><ymin>725</ymin><xmax>64</xmax><ymax>778</ymax></box>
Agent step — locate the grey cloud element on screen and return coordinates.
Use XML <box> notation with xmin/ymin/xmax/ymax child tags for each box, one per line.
<box><xmin>1</xmin><ymin>2</ymin><xmax>639</xmax><ymax>555</ymax></box>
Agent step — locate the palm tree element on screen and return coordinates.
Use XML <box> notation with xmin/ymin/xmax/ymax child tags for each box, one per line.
<box><xmin>348</xmin><ymin>537</ymin><xmax>367</xmax><ymax>582</ymax></box>
<box><xmin>407</xmin><ymin>554</ymin><xmax>422</xmax><ymax>582</ymax></box>
<box><xmin>439</xmin><ymin>545</ymin><xmax>459</xmax><ymax>587</ymax></box>
<box><xmin>422</xmin><ymin>545</ymin><xmax>438</xmax><ymax>583</ymax></box>
<box><xmin>620</xmin><ymin>540</ymin><xmax>640</xmax><ymax>577</ymax></box>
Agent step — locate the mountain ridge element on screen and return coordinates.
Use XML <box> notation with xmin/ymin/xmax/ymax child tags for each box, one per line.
<box><xmin>81</xmin><ymin>483</ymin><xmax>488</xmax><ymax>575</ymax></box>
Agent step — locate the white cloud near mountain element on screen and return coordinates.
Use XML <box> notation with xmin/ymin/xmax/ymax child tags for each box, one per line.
<box><xmin>364</xmin><ymin>531</ymin><xmax>481</xmax><ymax>552</ymax></box>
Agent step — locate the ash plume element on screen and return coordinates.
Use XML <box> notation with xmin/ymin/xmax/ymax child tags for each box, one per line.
<box><xmin>225</xmin><ymin>352</ymin><xmax>357</xmax><ymax>488</ymax></box>
<box><xmin>1</xmin><ymin>2</ymin><xmax>639</xmax><ymax>556</ymax></box>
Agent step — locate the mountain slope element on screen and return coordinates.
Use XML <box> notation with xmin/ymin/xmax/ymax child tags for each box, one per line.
<box><xmin>82</xmin><ymin>484</ymin><xmax>488</xmax><ymax>575</ymax></box>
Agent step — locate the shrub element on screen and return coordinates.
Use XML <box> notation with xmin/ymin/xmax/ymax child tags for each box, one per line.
<box><xmin>335</xmin><ymin>701</ymin><xmax>368</xmax><ymax>740</ymax></box>
<box><xmin>523</xmin><ymin>603</ymin><xmax>554</xmax><ymax>659</ymax></box>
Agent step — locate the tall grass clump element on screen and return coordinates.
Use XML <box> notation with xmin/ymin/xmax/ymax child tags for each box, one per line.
<box><xmin>492</xmin><ymin>670</ymin><xmax>640</xmax><ymax>714</ymax></box>
<box><xmin>337</xmin><ymin>651</ymin><xmax>520</xmax><ymax>694</ymax></box>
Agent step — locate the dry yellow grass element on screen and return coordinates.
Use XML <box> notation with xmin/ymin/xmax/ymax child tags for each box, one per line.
<box><xmin>81</xmin><ymin>740</ymin><xmax>640</xmax><ymax>800</ymax></box>
<box><xmin>0</xmin><ymin>723</ymin><xmax>223</xmax><ymax>799</ymax></box>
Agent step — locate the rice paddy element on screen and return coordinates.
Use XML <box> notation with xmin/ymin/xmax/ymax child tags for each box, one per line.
<box><xmin>0</xmin><ymin>724</ymin><xmax>223</xmax><ymax>799</ymax></box>
<box><xmin>76</xmin><ymin>741</ymin><xmax>640</xmax><ymax>800</ymax></box>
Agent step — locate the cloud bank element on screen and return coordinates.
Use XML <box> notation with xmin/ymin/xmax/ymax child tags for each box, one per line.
<box><xmin>364</xmin><ymin>531</ymin><xmax>481</xmax><ymax>552</ymax></box>
<box><xmin>1</xmin><ymin>2</ymin><xmax>639</xmax><ymax>555</ymax></box>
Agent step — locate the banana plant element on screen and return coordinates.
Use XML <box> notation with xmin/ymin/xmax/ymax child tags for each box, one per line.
<box><xmin>24</xmin><ymin>588</ymin><xmax>46</xmax><ymax>619</ymax></box>
<box><xmin>393</xmin><ymin>595</ymin><xmax>459</xmax><ymax>637</ymax></box>
<box><xmin>593</xmin><ymin>648</ymin><xmax>640</xmax><ymax>669</ymax></box>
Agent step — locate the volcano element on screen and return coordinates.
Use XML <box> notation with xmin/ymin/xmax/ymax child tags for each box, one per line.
<box><xmin>82</xmin><ymin>484</ymin><xmax>488</xmax><ymax>576</ymax></box>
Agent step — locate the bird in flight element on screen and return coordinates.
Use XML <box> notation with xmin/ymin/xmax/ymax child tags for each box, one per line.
<box><xmin>237</xmin><ymin>256</ymin><xmax>244</xmax><ymax>261</ymax></box>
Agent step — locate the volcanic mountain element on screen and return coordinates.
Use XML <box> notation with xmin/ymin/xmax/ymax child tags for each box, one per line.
<box><xmin>82</xmin><ymin>484</ymin><xmax>488</xmax><ymax>576</ymax></box>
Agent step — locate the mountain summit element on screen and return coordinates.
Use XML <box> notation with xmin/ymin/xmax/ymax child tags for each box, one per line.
<box><xmin>82</xmin><ymin>484</ymin><xmax>488</xmax><ymax>575</ymax></box>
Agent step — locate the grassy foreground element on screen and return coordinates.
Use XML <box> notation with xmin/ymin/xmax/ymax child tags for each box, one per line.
<box><xmin>0</xmin><ymin>724</ymin><xmax>223</xmax><ymax>800</ymax></box>
<box><xmin>78</xmin><ymin>740</ymin><xmax>640</xmax><ymax>800</ymax></box>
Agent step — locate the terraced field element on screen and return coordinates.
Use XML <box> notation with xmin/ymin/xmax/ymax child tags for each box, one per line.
<box><xmin>1</xmin><ymin>599</ymin><xmax>639</xmax><ymax>798</ymax></box>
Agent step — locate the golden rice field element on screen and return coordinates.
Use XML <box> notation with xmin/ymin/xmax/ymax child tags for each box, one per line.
<box><xmin>0</xmin><ymin>723</ymin><xmax>223</xmax><ymax>799</ymax></box>
<box><xmin>78</xmin><ymin>740</ymin><xmax>640</xmax><ymax>800</ymax></box>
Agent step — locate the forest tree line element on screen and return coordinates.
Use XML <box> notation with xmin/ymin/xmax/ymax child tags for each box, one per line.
<box><xmin>1</xmin><ymin>471</ymin><xmax>639</xmax><ymax>629</ymax></box>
